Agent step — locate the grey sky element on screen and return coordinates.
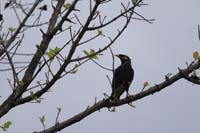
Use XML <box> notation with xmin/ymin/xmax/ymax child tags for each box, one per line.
<box><xmin>1</xmin><ymin>0</ymin><xmax>200</xmax><ymax>133</ymax></box>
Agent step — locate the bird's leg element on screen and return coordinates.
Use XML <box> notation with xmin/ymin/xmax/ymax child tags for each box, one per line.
<box><xmin>126</xmin><ymin>90</ymin><xmax>136</xmax><ymax>108</ymax></box>
<box><xmin>125</xmin><ymin>82</ymin><xmax>131</xmax><ymax>97</ymax></box>
<box><xmin>126</xmin><ymin>90</ymin><xmax>130</xmax><ymax>97</ymax></box>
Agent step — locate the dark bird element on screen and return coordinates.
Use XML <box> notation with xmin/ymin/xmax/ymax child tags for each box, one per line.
<box><xmin>110</xmin><ymin>54</ymin><xmax>134</xmax><ymax>101</ymax></box>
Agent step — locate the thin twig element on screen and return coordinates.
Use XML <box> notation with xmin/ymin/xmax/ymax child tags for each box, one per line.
<box><xmin>55</xmin><ymin>107</ymin><xmax>61</xmax><ymax>125</ymax></box>
<box><xmin>198</xmin><ymin>24</ymin><xmax>200</xmax><ymax>41</ymax></box>
<box><xmin>106</xmin><ymin>75</ymin><xmax>112</xmax><ymax>87</ymax></box>
<box><xmin>78</xmin><ymin>34</ymin><xmax>99</xmax><ymax>46</ymax></box>
<box><xmin>133</xmin><ymin>11</ymin><xmax>155</xmax><ymax>24</ymax></box>
<box><xmin>2</xmin><ymin>44</ymin><xmax>20</xmax><ymax>88</ymax></box>
<box><xmin>109</xmin><ymin>46</ymin><xmax>115</xmax><ymax>75</ymax></box>
<box><xmin>91</xmin><ymin>59</ymin><xmax>112</xmax><ymax>71</ymax></box>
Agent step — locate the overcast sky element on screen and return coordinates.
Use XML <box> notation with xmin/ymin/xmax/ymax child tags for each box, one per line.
<box><xmin>1</xmin><ymin>0</ymin><xmax>200</xmax><ymax>133</ymax></box>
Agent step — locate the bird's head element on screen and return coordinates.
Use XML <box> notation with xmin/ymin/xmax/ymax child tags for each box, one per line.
<box><xmin>115</xmin><ymin>54</ymin><xmax>131</xmax><ymax>64</ymax></box>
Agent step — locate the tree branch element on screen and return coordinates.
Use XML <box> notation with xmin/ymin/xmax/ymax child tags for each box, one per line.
<box><xmin>0</xmin><ymin>0</ymin><xmax>66</xmax><ymax>118</ymax></box>
<box><xmin>13</xmin><ymin>1</ymin><xmax>103</xmax><ymax>106</ymax></box>
<box><xmin>0</xmin><ymin>0</ymin><xmax>41</xmax><ymax>57</ymax></box>
<box><xmin>34</xmin><ymin>60</ymin><xmax>200</xmax><ymax>133</ymax></box>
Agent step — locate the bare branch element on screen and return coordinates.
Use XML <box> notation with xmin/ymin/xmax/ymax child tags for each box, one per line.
<box><xmin>109</xmin><ymin>46</ymin><xmax>115</xmax><ymax>75</ymax></box>
<box><xmin>13</xmin><ymin>1</ymin><xmax>103</xmax><ymax>107</ymax></box>
<box><xmin>0</xmin><ymin>0</ymin><xmax>66</xmax><ymax>118</ymax></box>
<box><xmin>0</xmin><ymin>0</ymin><xmax>41</xmax><ymax>57</ymax></box>
<box><xmin>198</xmin><ymin>24</ymin><xmax>200</xmax><ymax>41</ymax></box>
<box><xmin>91</xmin><ymin>59</ymin><xmax>112</xmax><ymax>71</ymax></box>
<box><xmin>132</xmin><ymin>11</ymin><xmax>155</xmax><ymax>24</ymax></box>
<box><xmin>87</xmin><ymin>4</ymin><xmax>136</xmax><ymax>31</ymax></box>
<box><xmin>2</xmin><ymin>44</ymin><xmax>20</xmax><ymax>88</ymax></box>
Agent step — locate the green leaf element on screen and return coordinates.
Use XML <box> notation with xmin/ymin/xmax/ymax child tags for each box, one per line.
<box><xmin>30</xmin><ymin>91</ymin><xmax>35</xmax><ymax>99</ymax></box>
<box><xmin>54</xmin><ymin>46</ymin><xmax>60</xmax><ymax>53</ymax></box>
<box><xmin>97</xmin><ymin>29</ymin><xmax>105</xmax><ymax>37</ymax></box>
<box><xmin>90</xmin><ymin>49</ymin><xmax>95</xmax><ymax>54</ymax></box>
<box><xmin>39</xmin><ymin>116</ymin><xmax>45</xmax><ymax>124</ymax></box>
<box><xmin>97</xmin><ymin>29</ymin><xmax>103</xmax><ymax>36</ymax></box>
<box><xmin>45</xmin><ymin>47</ymin><xmax>60</xmax><ymax>60</ymax></box>
<box><xmin>193</xmin><ymin>51</ymin><xmax>200</xmax><ymax>60</ymax></box>
<box><xmin>83</xmin><ymin>49</ymin><xmax>98</xmax><ymax>59</ymax></box>
<box><xmin>8</xmin><ymin>27</ymin><xmax>16</xmax><ymax>32</ymax></box>
<box><xmin>83</xmin><ymin>50</ymin><xmax>90</xmax><ymax>56</ymax></box>
<box><xmin>2</xmin><ymin>121</ymin><xmax>12</xmax><ymax>131</ymax></box>
<box><xmin>90</xmin><ymin>49</ymin><xmax>98</xmax><ymax>59</ymax></box>
<box><xmin>30</xmin><ymin>91</ymin><xmax>41</xmax><ymax>103</ymax></box>
<box><xmin>46</xmin><ymin>50</ymin><xmax>54</xmax><ymax>59</ymax></box>
<box><xmin>63</xmin><ymin>3</ymin><xmax>71</xmax><ymax>9</ymax></box>
<box><xmin>143</xmin><ymin>81</ymin><xmax>149</xmax><ymax>88</ymax></box>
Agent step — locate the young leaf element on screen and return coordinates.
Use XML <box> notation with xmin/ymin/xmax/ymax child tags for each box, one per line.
<box><xmin>46</xmin><ymin>49</ymin><xmax>54</xmax><ymax>59</ymax></box>
<box><xmin>2</xmin><ymin>121</ymin><xmax>12</xmax><ymax>131</ymax></box>
<box><xmin>30</xmin><ymin>91</ymin><xmax>41</xmax><ymax>103</ymax></box>
<box><xmin>39</xmin><ymin>116</ymin><xmax>45</xmax><ymax>124</ymax></box>
<box><xmin>83</xmin><ymin>49</ymin><xmax>98</xmax><ymax>59</ymax></box>
<box><xmin>83</xmin><ymin>50</ymin><xmax>90</xmax><ymax>56</ymax></box>
<box><xmin>141</xmin><ymin>81</ymin><xmax>150</xmax><ymax>92</ymax></box>
<box><xmin>30</xmin><ymin>91</ymin><xmax>35</xmax><ymax>99</ymax></box>
<box><xmin>143</xmin><ymin>81</ymin><xmax>150</xmax><ymax>88</ymax></box>
<box><xmin>45</xmin><ymin>46</ymin><xmax>60</xmax><ymax>60</ymax></box>
<box><xmin>97</xmin><ymin>29</ymin><xmax>105</xmax><ymax>36</ymax></box>
<box><xmin>54</xmin><ymin>46</ymin><xmax>60</xmax><ymax>53</ymax></box>
<box><xmin>97</xmin><ymin>29</ymin><xmax>103</xmax><ymax>36</ymax></box>
<box><xmin>8</xmin><ymin>27</ymin><xmax>16</xmax><ymax>32</ymax></box>
<box><xmin>193</xmin><ymin>51</ymin><xmax>199</xmax><ymax>60</ymax></box>
<box><xmin>63</xmin><ymin>3</ymin><xmax>71</xmax><ymax>9</ymax></box>
<box><xmin>90</xmin><ymin>49</ymin><xmax>98</xmax><ymax>59</ymax></box>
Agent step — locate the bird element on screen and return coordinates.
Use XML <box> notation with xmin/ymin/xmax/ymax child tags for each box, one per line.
<box><xmin>110</xmin><ymin>54</ymin><xmax>134</xmax><ymax>101</ymax></box>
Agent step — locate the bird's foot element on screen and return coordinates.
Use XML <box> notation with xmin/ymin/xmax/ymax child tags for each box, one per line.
<box><xmin>126</xmin><ymin>91</ymin><xmax>131</xmax><ymax>98</ymax></box>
